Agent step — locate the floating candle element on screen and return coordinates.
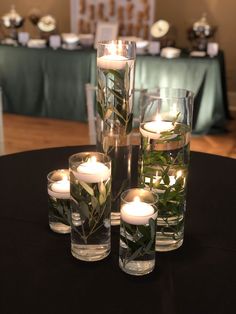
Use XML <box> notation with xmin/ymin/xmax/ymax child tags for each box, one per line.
<box><xmin>97</xmin><ymin>54</ymin><xmax>129</xmax><ymax>70</ymax></box>
<box><xmin>121</xmin><ymin>197</ymin><xmax>157</xmax><ymax>225</ymax></box>
<box><xmin>48</xmin><ymin>173</ymin><xmax>70</xmax><ymax>199</ymax></box>
<box><xmin>75</xmin><ymin>156</ymin><xmax>111</xmax><ymax>183</ymax></box>
<box><xmin>140</xmin><ymin>118</ymin><xmax>174</xmax><ymax>140</ymax></box>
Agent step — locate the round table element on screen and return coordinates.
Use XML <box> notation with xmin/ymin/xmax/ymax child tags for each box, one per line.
<box><xmin>0</xmin><ymin>146</ymin><xmax>235</xmax><ymax>314</ymax></box>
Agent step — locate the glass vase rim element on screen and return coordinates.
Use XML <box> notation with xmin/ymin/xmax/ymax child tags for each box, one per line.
<box><xmin>97</xmin><ymin>39</ymin><xmax>136</xmax><ymax>47</ymax></box>
<box><xmin>146</xmin><ymin>87</ymin><xmax>195</xmax><ymax>100</ymax></box>
<box><xmin>69</xmin><ymin>151</ymin><xmax>111</xmax><ymax>164</ymax></box>
<box><xmin>47</xmin><ymin>169</ymin><xmax>69</xmax><ymax>182</ymax></box>
<box><xmin>121</xmin><ymin>188</ymin><xmax>158</xmax><ymax>206</ymax></box>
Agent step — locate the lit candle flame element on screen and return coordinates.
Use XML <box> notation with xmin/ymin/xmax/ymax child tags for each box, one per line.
<box><xmin>108</xmin><ymin>42</ymin><xmax>116</xmax><ymax>55</ymax></box>
<box><xmin>108</xmin><ymin>40</ymin><xmax>123</xmax><ymax>56</ymax></box>
<box><xmin>133</xmin><ymin>196</ymin><xmax>141</xmax><ymax>202</ymax></box>
<box><xmin>88</xmin><ymin>156</ymin><xmax>97</xmax><ymax>163</ymax></box>
<box><xmin>154</xmin><ymin>114</ymin><xmax>162</xmax><ymax>123</ymax></box>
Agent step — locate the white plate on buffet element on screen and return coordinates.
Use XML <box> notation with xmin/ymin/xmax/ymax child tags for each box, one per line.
<box><xmin>161</xmin><ymin>47</ymin><xmax>181</xmax><ymax>59</ymax></box>
<box><xmin>27</xmin><ymin>39</ymin><xmax>46</xmax><ymax>48</ymax></box>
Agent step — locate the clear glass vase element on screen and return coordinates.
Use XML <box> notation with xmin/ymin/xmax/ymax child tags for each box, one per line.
<box><xmin>139</xmin><ymin>88</ymin><xmax>194</xmax><ymax>251</ymax></box>
<box><xmin>119</xmin><ymin>188</ymin><xmax>158</xmax><ymax>276</ymax></box>
<box><xmin>96</xmin><ymin>40</ymin><xmax>136</xmax><ymax>225</ymax></box>
<box><xmin>69</xmin><ymin>152</ymin><xmax>111</xmax><ymax>261</ymax></box>
<box><xmin>47</xmin><ymin>169</ymin><xmax>71</xmax><ymax>234</ymax></box>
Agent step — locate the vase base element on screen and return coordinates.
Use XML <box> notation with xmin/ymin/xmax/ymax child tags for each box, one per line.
<box><xmin>155</xmin><ymin>236</ymin><xmax>183</xmax><ymax>252</ymax></box>
<box><xmin>71</xmin><ymin>243</ymin><xmax>110</xmax><ymax>261</ymax></box>
<box><xmin>49</xmin><ymin>222</ymin><xmax>71</xmax><ymax>234</ymax></box>
<box><xmin>119</xmin><ymin>258</ymin><xmax>155</xmax><ymax>276</ymax></box>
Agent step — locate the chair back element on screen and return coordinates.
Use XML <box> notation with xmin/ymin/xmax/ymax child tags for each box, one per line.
<box><xmin>85</xmin><ymin>83</ymin><xmax>97</xmax><ymax>144</ymax></box>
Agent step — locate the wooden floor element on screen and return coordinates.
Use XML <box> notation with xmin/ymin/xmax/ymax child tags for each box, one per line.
<box><xmin>1</xmin><ymin>112</ymin><xmax>236</xmax><ymax>158</ymax></box>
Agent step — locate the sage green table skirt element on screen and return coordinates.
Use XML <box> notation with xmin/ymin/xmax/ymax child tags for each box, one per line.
<box><xmin>0</xmin><ymin>45</ymin><xmax>227</xmax><ymax>134</ymax></box>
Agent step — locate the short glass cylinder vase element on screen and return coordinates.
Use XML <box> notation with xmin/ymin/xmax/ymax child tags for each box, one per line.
<box><xmin>139</xmin><ymin>88</ymin><xmax>194</xmax><ymax>252</ymax></box>
<box><xmin>47</xmin><ymin>169</ymin><xmax>71</xmax><ymax>234</ymax></box>
<box><xmin>69</xmin><ymin>152</ymin><xmax>111</xmax><ymax>262</ymax></box>
<box><xmin>119</xmin><ymin>188</ymin><xmax>158</xmax><ymax>276</ymax></box>
<box><xmin>96</xmin><ymin>40</ymin><xmax>136</xmax><ymax>226</ymax></box>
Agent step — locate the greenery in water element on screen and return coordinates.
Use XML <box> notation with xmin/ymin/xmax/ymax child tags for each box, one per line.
<box><xmin>97</xmin><ymin>63</ymin><xmax>133</xmax><ymax>135</ymax></box>
<box><xmin>140</xmin><ymin>120</ymin><xmax>190</xmax><ymax>239</ymax></box>
<box><xmin>49</xmin><ymin>197</ymin><xmax>71</xmax><ymax>226</ymax></box>
<box><xmin>120</xmin><ymin>218</ymin><xmax>156</xmax><ymax>267</ymax></box>
<box><xmin>70</xmin><ymin>171</ymin><xmax>111</xmax><ymax>244</ymax></box>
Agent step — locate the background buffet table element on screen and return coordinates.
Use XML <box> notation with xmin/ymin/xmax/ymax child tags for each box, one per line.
<box><xmin>0</xmin><ymin>45</ymin><xmax>229</xmax><ymax>134</ymax></box>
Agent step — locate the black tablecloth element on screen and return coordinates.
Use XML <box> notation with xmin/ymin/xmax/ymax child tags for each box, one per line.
<box><xmin>0</xmin><ymin>146</ymin><xmax>236</xmax><ymax>314</ymax></box>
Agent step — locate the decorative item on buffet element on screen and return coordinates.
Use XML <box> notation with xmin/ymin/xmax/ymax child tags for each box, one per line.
<box><xmin>61</xmin><ymin>33</ymin><xmax>79</xmax><ymax>50</ymax></box>
<box><xmin>148</xmin><ymin>41</ymin><xmax>160</xmax><ymax>55</ymax></box>
<box><xmin>49</xmin><ymin>35</ymin><xmax>61</xmax><ymax>50</ymax></box>
<box><xmin>18</xmin><ymin>32</ymin><xmax>30</xmax><ymax>46</ymax></box>
<box><xmin>27</xmin><ymin>39</ymin><xmax>46</xmax><ymax>48</ymax></box>
<box><xmin>37</xmin><ymin>15</ymin><xmax>57</xmax><ymax>40</ymax></box>
<box><xmin>207</xmin><ymin>42</ymin><xmax>219</xmax><ymax>57</ymax></box>
<box><xmin>188</xmin><ymin>13</ymin><xmax>217</xmax><ymax>51</ymax></box>
<box><xmin>161</xmin><ymin>47</ymin><xmax>181</xmax><ymax>59</ymax></box>
<box><xmin>1</xmin><ymin>5</ymin><xmax>24</xmax><ymax>42</ymax></box>
<box><xmin>78</xmin><ymin>34</ymin><xmax>94</xmax><ymax>47</ymax></box>
<box><xmin>28</xmin><ymin>8</ymin><xmax>41</xmax><ymax>26</ymax></box>
<box><xmin>150</xmin><ymin>19</ymin><xmax>176</xmax><ymax>48</ymax></box>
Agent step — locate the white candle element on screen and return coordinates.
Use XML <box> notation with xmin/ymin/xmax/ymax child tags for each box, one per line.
<box><xmin>75</xmin><ymin>156</ymin><xmax>111</xmax><ymax>183</ymax></box>
<box><xmin>121</xmin><ymin>197</ymin><xmax>157</xmax><ymax>225</ymax></box>
<box><xmin>48</xmin><ymin>179</ymin><xmax>70</xmax><ymax>199</ymax></box>
<box><xmin>97</xmin><ymin>54</ymin><xmax>129</xmax><ymax>70</ymax></box>
<box><xmin>140</xmin><ymin>113</ymin><xmax>177</xmax><ymax>140</ymax></box>
<box><xmin>140</xmin><ymin>120</ymin><xmax>174</xmax><ymax>140</ymax></box>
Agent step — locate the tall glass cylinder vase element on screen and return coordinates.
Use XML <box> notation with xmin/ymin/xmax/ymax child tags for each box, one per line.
<box><xmin>139</xmin><ymin>88</ymin><xmax>194</xmax><ymax>251</ymax></box>
<box><xmin>97</xmin><ymin>40</ymin><xmax>136</xmax><ymax>225</ymax></box>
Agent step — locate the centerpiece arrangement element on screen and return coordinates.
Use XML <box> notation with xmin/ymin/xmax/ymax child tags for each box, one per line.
<box><xmin>47</xmin><ymin>40</ymin><xmax>194</xmax><ymax>276</ymax></box>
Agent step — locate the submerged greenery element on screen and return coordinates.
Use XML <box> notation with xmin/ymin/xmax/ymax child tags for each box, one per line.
<box><xmin>70</xmin><ymin>171</ymin><xmax>111</xmax><ymax>243</ymax></box>
<box><xmin>120</xmin><ymin>218</ymin><xmax>156</xmax><ymax>267</ymax></box>
<box><xmin>97</xmin><ymin>63</ymin><xmax>134</xmax><ymax>135</ymax></box>
<box><xmin>48</xmin><ymin>197</ymin><xmax>71</xmax><ymax>226</ymax></box>
<box><xmin>139</xmin><ymin>121</ymin><xmax>190</xmax><ymax>239</ymax></box>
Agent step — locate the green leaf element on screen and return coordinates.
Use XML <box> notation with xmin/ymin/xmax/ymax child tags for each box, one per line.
<box><xmin>108</xmin><ymin>87</ymin><xmax>124</xmax><ymax>102</ymax></box>
<box><xmin>111</xmin><ymin>106</ymin><xmax>126</xmax><ymax>123</ymax></box>
<box><xmin>172</xmin><ymin>112</ymin><xmax>181</xmax><ymax>126</ymax></box>
<box><xmin>79</xmin><ymin>181</ymin><xmax>94</xmax><ymax>196</ymax></box>
<box><xmin>97</xmin><ymin>101</ymin><xmax>104</xmax><ymax>120</ymax></box>
<box><xmin>108</xmin><ymin>69</ymin><xmax>124</xmax><ymax>82</ymax></box>
<box><xmin>91</xmin><ymin>196</ymin><xmax>99</xmax><ymax>209</ymax></box>
<box><xmin>124</xmin><ymin>63</ymin><xmax>130</xmax><ymax>91</ymax></box>
<box><xmin>79</xmin><ymin>201</ymin><xmax>90</xmax><ymax>219</ymax></box>
<box><xmin>149</xmin><ymin>218</ymin><xmax>156</xmax><ymax>239</ymax></box>
<box><xmin>126</xmin><ymin>246</ymin><xmax>143</xmax><ymax>263</ymax></box>
<box><xmin>109</xmin><ymin>77</ymin><xmax>123</xmax><ymax>90</ymax></box>
<box><xmin>163</xmin><ymin>172</ymin><xmax>170</xmax><ymax>185</ymax></box>
<box><xmin>126</xmin><ymin>113</ymin><xmax>133</xmax><ymax>134</ymax></box>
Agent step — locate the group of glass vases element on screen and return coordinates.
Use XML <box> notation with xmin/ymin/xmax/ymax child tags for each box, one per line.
<box><xmin>48</xmin><ymin>40</ymin><xmax>194</xmax><ymax>276</ymax></box>
<box><xmin>96</xmin><ymin>39</ymin><xmax>194</xmax><ymax>252</ymax></box>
